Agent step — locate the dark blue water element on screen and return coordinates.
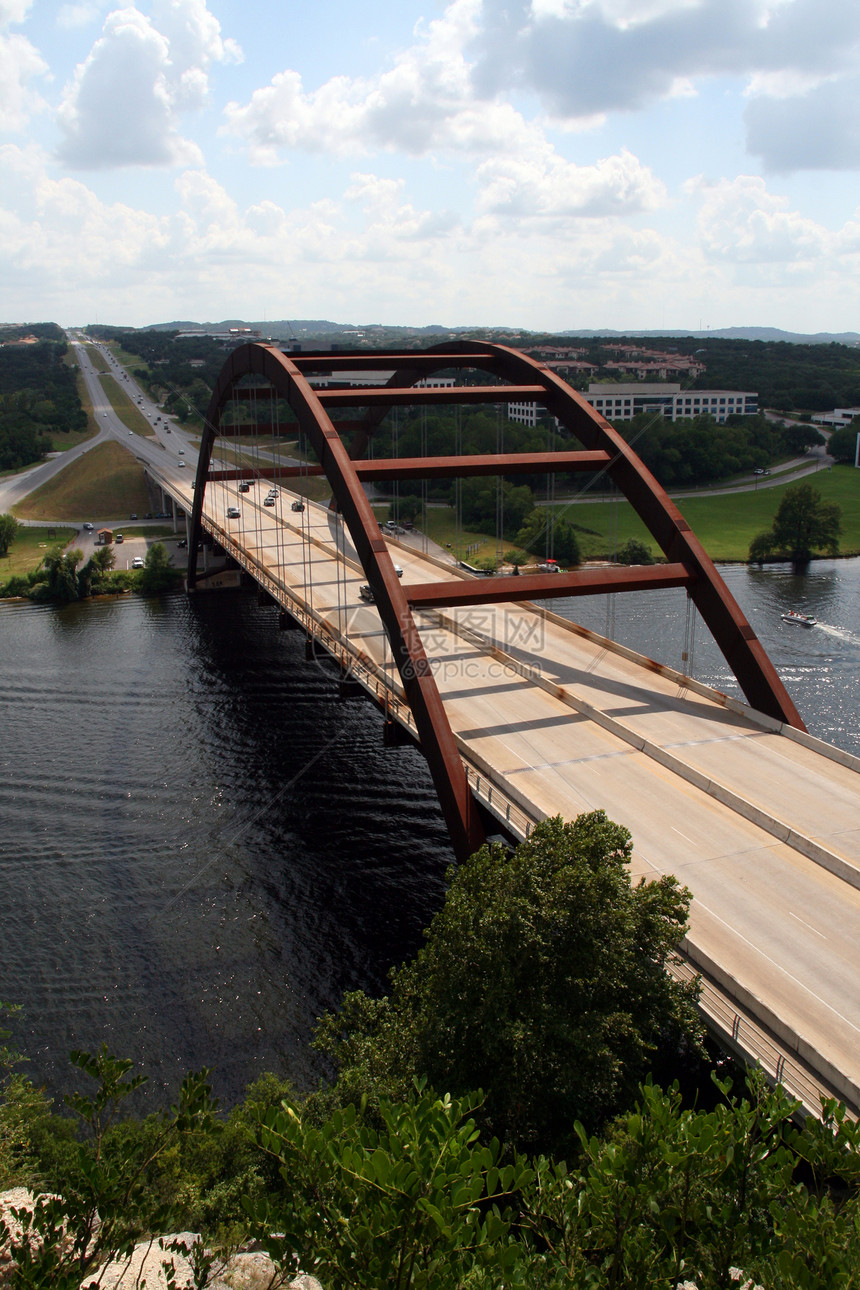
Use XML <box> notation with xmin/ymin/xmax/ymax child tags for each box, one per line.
<box><xmin>1</xmin><ymin>560</ymin><xmax>858</xmax><ymax>1108</ymax></box>
<box><xmin>0</xmin><ymin>591</ymin><xmax>449</xmax><ymax>1107</ymax></box>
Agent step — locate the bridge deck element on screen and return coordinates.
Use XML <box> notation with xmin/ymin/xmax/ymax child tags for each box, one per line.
<box><xmin>166</xmin><ymin>471</ymin><xmax>860</xmax><ymax>1113</ymax></box>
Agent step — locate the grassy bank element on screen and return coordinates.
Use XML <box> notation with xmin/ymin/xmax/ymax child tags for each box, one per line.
<box><xmin>84</xmin><ymin>345</ymin><xmax>109</xmax><ymax>373</ymax></box>
<box><xmin>12</xmin><ymin>440</ymin><xmax>153</xmax><ymax>522</ymax></box>
<box><xmin>0</xmin><ymin>526</ymin><xmax>77</xmax><ymax>578</ymax></box>
<box><xmin>368</xmin><ymin>466</ymin><xmax>860</xmax><ymax>566</ymax></box>
<box><xmin>98</xmin><ymin>374</ymin><xmax>155</xmax><ymax>436</ymax></box>
<box><xmin>565</xmin><ymin>465</ymin><xmax>860</xmax><ymax>562</ymax></box>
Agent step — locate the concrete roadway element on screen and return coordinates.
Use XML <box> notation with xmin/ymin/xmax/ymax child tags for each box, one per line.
<box><xmin>172</xmin><ymin>470</ymin><xmax>860</xmax><ymax>1114</ymax></box>
<box><xmin>9</xmin><ymin>342</ymin><xmax>858</xmax><ymax>1110</ymax></box>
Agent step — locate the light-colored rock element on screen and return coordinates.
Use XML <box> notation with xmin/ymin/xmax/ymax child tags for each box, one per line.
<box><xmin>207</xmin><ymin>1254</ymin><xmax>323</xmax><ymax>1290</ymax></box>
<box><xmin>84</xmin><ymin>1231</ymin><xmax>199</xmax><ymax>1290</ymax></box>
<box><xmin>0</xmin><ymin>1187</ymin><xmax>79</xmax><ymax>1282</ymax></box>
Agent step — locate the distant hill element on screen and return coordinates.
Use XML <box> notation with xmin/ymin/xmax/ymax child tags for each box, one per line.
<box><xmin>144</xmin><ymin>319</ymin><xmax>452</xmax><ymax>340</ymax></box>
<box><xmin>141</xmin><ymin>320</ymin><xmax>859</xmax><ymax>347</ymax></box>
<box><xmin>557</xmin><ymin>327</ymin><xmax>860</xmax><ymax>346</ymax></box>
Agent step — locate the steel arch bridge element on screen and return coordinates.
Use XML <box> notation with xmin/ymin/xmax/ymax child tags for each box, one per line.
<box><xmin>187</xmin><ymin>340</ymin><xmax>804</xmax><ymax>862</ymax></box>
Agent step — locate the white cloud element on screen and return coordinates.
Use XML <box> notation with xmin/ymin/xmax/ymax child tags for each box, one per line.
<box><xmin>745</xmin><ymin>76</ymin><xmax>860</xmax><ymax>172</ymax></box>
<box><xmin>687</xmin><ymin>174</ymin><xmax>829</xmax><ymax>265</ymax></box>
<box><xmin>0</xmin><ymin>0</ymin><xmax>48</xmax><ymax>133</ymax></box>
<box><xmin>222</xmin><ymin>0</ymin><xmax>539</xmax><ymax>162</ymax></box>
<box><xmin>56</xmin><ymin>0</ymin><xmax>241</xmax><ymax>169</ymax></box>
<box><xmin>471</xmin><ymin>0</ymin><xmax>860</xmax><ymax>117</ymax></box>
<box><xmin>221</xmin><ymin>0</ymin><xmax>860</xmax><ymax>178</ymax></box>
<box><xmin>476</xmin><ymin>147</ymin><xmax>666</xmax><ymax>218</ymax></box>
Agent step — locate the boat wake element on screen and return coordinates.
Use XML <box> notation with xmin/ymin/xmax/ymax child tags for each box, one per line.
<box><xmin>816</xmin><ymin>623</ymin><xmax>860</xmax><ymax>646</ymax></box>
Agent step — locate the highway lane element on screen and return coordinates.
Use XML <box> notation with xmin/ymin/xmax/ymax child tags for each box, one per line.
<box><xmin>165</xmin><ymin>467</ymin><xmax>860</xmax><ymax>1112</ymax></box>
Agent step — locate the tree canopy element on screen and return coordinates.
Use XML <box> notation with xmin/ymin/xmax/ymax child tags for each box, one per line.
<box><xmin>315</xmin><ymin>812</ymin><xmax>699</xmax><ymax>1154</ymax></box>
<box><xmin>0</xmin><ymin>513</ymin><xmax>20</xmax><ymax>556</ymax></box>
<box><xmin>828</xmin><ymin>422</ymin><xmax>860</xmax><ymax>464</ymax></box>
<box><xmin>748</xmin><ymin>482</ymin><xmax>842</xmax><ymax>565</ymax></box>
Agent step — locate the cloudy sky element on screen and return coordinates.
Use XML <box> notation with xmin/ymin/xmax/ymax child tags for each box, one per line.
<box><xmin>3</xmin><ymin>0</ymin><xmax>859</xmax><ymax>331</ymax></box>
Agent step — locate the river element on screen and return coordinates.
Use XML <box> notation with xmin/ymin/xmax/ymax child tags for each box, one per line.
<box><xmin>1</xmin><ymin>559</ymin><xmax>859</xmax><ymax>1107</ymax></box>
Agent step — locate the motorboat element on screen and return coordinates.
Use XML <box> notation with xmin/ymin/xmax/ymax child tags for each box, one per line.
<box><xmin>781</xmin><ymin>610</ymin><xmax>817</xmax><ymax>627</ymax></box>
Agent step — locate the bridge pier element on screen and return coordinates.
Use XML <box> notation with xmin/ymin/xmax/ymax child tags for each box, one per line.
<box><xmin>279</xmin><ymin>609</ymin><xmax>300</xmax><ymax>631</ymax></box>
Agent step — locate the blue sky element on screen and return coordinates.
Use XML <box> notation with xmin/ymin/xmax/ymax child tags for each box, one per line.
<box><xmin>2</xmin><ymin>0</ymin><xmax>859</xmax><ymax>332</ymax></box>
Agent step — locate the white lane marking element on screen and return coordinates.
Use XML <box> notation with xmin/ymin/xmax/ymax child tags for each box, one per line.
<box><xmin>790</xmin><ymin>910</ymin><xmax>827</xmax><ymax>939</ymax></box>
<box><xmin>673</xmin><ymin>827</ymin><xmax>696</xmax><ymax>844</ymax></box>
<box><xmin>696</xmin><ymin>900</ymin><xmax>860</xmax><ymax>1036</ymax></box>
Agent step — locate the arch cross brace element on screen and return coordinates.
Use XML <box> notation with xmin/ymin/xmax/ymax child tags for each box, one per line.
<box><xmin>188</xmin><ymin>341</ymin><xmax>804</xmax><ymax>862</ymax></box>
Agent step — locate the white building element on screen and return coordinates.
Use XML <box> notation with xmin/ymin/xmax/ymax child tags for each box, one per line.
<box><xmin>813</xmin><ymin>407</ymin><xmax>860</xmax><ymax>429</ymax></box>
<box><xmin>585</xmin><ymin>383</ymin><xmax>758</xmax><ymax>424</ymax></box>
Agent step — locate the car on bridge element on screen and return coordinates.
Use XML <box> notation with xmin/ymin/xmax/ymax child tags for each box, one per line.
<box><xmin>264</xmin><ymin>496</ymin><xmax>275</xmax><ymax>507</ymax></box>
<box><xmin>359</xmin><ymin>584</ymin><xmax>375</xmax><ymax>602</ymax></box>
<box><xmin>239</xmin><ymin>482</ymin><xmax>250</xmax><ymax>493</ymax></box>
<box><xmin>291</xmin><ymin>499</ymin><xmax>305</xmax><ymax>512</ymax></box>
<box><xmin>227</xmin><ymin>506</ymin><xmax>241</xmax><ymax>519</ymax></box>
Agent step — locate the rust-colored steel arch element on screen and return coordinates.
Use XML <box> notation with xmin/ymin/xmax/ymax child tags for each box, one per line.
<box><xmin>188</xmin><ymin>341</ymin><xmax>804</xmax><ymax>860</ymax></box>
<box><xmin>188</xmin><ymin>342</ymin><xmax>485</xmax><ymax>861</ymax></box>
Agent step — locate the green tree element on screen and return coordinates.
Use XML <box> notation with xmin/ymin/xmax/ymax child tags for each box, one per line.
<box><xmin>76</xmin><ymin>544</ymin><xmax>115</xmax><ymax>598</ymax></box>
<box><xmin>517</xmin><ymin>510</ymin><xmax>581</xmax><ymax>566</ymax></box>
<box><xmin>247</xmin><ymin>1082</ymin><xmax>532</xmax><ymax>1289</ymax></box>
<box><xmin>315</xmin><ymin>813</ymin><xmax>700</xmax><ymax>1154</ymax></box>
<box><xmin>0</xmin><ymin>1047</ymin><xmax>218</xmax><ymax>1290</ymax></box>
<box><xmin>522</xmin><ymin>1076</ymin><xmax>860</xmax><ymax>1290</ymax></box>
<box><xmin>615</xmin><ymin>537</ymin><xmax>654</xmax><ymax>565</ymax></box>
<box><xmin>780</xmin><ymin>422</ymin><xmax>826</xmax><ymax>454</ymax></box>
<box><xmin>0</xmin><ymin>513</ymin><xmax>19</xmax><ymax>556</ymax></box>
<box><xmin>748</xmin><ymin>482</ymin><xmax>841</xmax><ymax>565</ymax></box>
<box><xmin>138</xmin><ymin>542</ymin><xmax>175</xmax><ymax>595</ymax></box>
<box><xmin>38</xmin><ymin>548</ymin><xmax>82</xmax><ymax>603</ymax></box>
<box><xmin>827</xmin><ymin>421</ymin><xmax>860</xmax><ymax>464</ymax></box>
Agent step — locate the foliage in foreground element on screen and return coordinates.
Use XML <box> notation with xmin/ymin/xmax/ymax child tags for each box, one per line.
<box><xmin>3</xmin><ymin>1046</ymin><xmax>860</xmax><ymax>1289</ymax></box>
<box><xmin>314</xmin><ymin>813</ymin><xmax>700</xmax><ymax>1156</ymax></box>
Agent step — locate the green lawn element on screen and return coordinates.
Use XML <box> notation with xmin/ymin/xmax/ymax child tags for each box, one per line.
<box><xmin>562</xmin><ymin>465</ymin><xmax>860</xmax><ymax>562</ymax></box>
<box><xmin>13</xmin><ymin>440</ymin><xmax>153</xmax><ymax>522</ymax></box>
<box><xmin>0</xmin><ymin>526</ymin><xmax>77</xmax><ymax>577</ymax></box>
<box><xmin>47</xmin><ymin>426</ymin><xmax>99</xmax><ymax>452</ymax></box>
<box><xmin>369</xmin><ymin>466</ymin><xmax>860</xmax><ymax>566</ymax></box>
<box><xmin>84</xmin><ymin>345</ymin><xmax>110</xmax><ymax>373</ymax></box>
<box><xmin>98</xmin><ymin>374</ymin><xmax>156</xmax><ymax>436</ymax></box>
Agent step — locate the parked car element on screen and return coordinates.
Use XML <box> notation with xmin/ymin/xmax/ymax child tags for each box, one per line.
<box><xmin>115</xmin><ymin>534</ymin><xmax>124</xmax><ymax>543</ymax></box>
<box><xmin>131</xmin><ymin>556</ymin><xmax>145</xmax><ymax>569</ymax></box>
<box><xmin>129</xmin><ymin>513</ymin><xmax>137</xmax><ymax>520</ymax></box>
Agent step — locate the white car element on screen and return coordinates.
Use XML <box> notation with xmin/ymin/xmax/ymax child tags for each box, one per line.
<box><xmin>131</xmin><ymin>556</ymin><xmax>145</xmax><ymax>569</ymax></box>
<box><xmin>178</xmin><ymin>460</ymin><xmax>186</xmax><ymax>468</ymax></box>
<box><xmin>227</xmin><ymin>506</ymin><xmax>241</xmax><ymax>519</ymax></box>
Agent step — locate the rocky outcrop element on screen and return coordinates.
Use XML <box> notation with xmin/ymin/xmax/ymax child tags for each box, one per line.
<box><xmin>0</xmin><ymin>1192</ymin><xmax>322</xmax><ymax>1290</ymax></box>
